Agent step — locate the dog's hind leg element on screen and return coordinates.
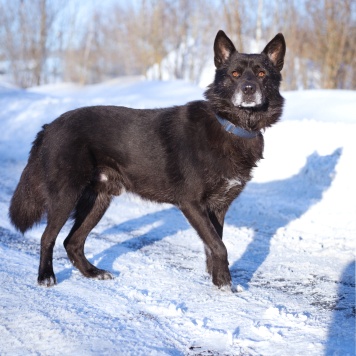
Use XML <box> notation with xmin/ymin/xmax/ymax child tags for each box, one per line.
<box><xmin>181</xmin><ymin>203</ymin><xmax>231</xmax><ymax>288</ymax></box>
<box><xmin>63</xmin><ymin>186</ymin><xmax>112</xmax><ymax>280</ymax></box>
<box><xmin>38</xmin><ymin>196</ymin><xmax>77</xmax><ymax>287</ymax></box>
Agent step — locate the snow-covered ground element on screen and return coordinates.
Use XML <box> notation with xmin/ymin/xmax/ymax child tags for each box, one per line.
<box><xmin>0</xmin><ymin>77</ymin><xmax>355</xmax><ymax>356</ymax></box>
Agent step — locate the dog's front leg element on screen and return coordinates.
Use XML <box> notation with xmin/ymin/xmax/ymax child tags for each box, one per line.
<box><xmin>180</xmin><ymin>203</ymin><xmax>231</xmax><ymax>288</ymax></box>
<box><xmin>206</xmin><ymin>209</ymin><xmax>227</xmax><ymax>275</ymax></box>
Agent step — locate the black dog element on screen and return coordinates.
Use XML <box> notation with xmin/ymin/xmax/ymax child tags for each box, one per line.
<box><xmin>9</xmin><ymin>31</ymin><xmax>286</xmax><ymax>288</ymax></box>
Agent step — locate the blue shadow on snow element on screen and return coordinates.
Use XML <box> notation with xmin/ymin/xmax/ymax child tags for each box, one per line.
<box><xmin>95</xmin><ymin>208</ymin><xmax>189</xmax><ymax>273</ymax></box>
<box><xmin>228</xmin><ymin>148</ymin><xmax>341</xmax><ymax>288</ymax></box>
<box><xmin>325</xmin><ymin>260</ymin><xmax>355</xmax><ymax>356</ymax></box>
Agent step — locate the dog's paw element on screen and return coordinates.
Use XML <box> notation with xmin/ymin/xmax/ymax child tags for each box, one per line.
<box><xmin>37</xmin><ymin>274</ymin><xmax>57</xmax><ymax>287</ymax></box>
<box><xmin>95</xmin><ymin>270</ymin><xmax>114</xmax><ymax>280</ymax></box>
<box><xmin>218</xmin><ymin>284</ymin><xmax>233</xmax><ymax>293</ymax></box>
<box><xmin>231</xmin><ymin>284</ymin><xmax>245</xmax><ymax>293</ymax></box>
<box><xmin>212</xmin><ymin>266</ymin><xmax>232</xmax><ymax>288</ymax></box>
<box><xmin>81</xmin><ymin>266</ymin><xmax>114</xmax><ymax>280</ymax></box>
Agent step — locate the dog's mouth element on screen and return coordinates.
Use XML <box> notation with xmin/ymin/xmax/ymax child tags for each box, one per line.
<box><xmin>231</xmin><ymin>88</ymin><xmax>263</xmax><ymax>108</ymax></box>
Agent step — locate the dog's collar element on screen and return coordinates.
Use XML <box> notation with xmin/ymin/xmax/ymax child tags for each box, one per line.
<box><xmin>215</xmin><ymin>114</ymin><xmax>260</xmax><ymax>139</ymax></box>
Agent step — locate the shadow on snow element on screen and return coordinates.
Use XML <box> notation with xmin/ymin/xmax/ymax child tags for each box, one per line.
<box><xmin>228</xmin><ymin>147</ymin><xmax>341</xmax><ymax>288</ymax></box>
<box><xmin>325</xmin><ymin>260</ymin><xmax>355</xmax><ymax>355</ymax></box>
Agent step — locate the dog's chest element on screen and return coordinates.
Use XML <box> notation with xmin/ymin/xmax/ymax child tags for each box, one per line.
<box><xmin>224</xmin><ymin>177</ymin><xmax>243</xmax><ymax>191</ymax></box>
<box><xmin>202</xmin><ymin>143</ymin><xmax>262</xmax><ymax>209</ymax></box>
<box><xmin>206</xmin><ymin>173</ymin><xmax>247</xmax><ymax>210</ymax></box>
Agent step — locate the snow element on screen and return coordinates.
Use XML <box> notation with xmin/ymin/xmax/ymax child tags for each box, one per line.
<box><xmin>0</xmin><ymin>77</ymin><xmax>355</xmax><ymax>356</ymax></box>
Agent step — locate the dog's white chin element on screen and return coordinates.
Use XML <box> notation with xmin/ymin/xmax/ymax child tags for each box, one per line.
<box><xmin>232</xmin><ymin>91</ymin><xmax>262</xmax><ymax>108</ymax></box>
<box><xmin>240</xmin><ymin>101</ymin><xmax>257</xmax><ymax>107</ymax></box>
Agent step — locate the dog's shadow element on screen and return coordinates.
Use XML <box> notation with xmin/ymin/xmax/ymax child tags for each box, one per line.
<box><xmin>228</xmin><ymin>147</ymin><xmax>341</xmax><ymax>287</ymax></box>
<box><xmin>62</xmin><ymin>148</ymin><xmax>341</xmax><ymax>288</ymax></box>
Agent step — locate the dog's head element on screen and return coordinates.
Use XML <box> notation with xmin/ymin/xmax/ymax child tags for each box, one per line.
<box><xmin>205</xmin><ymin>31</ymin><xmax>286</xmax><ymax>129</ymax></box>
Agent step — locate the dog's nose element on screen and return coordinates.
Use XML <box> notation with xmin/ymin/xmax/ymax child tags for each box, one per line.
<box><xmin>242</xmin><ymin>83</ymin><xmax>256</xmax><ymax>95</ymax></box>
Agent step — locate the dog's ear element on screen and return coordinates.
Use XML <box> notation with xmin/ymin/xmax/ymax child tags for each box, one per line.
<box><xmin>214</xmin><ymin>30</ymin><xmax>236</xmax><ymax>68</ymax></box>
<box><xmin>262</xmin><ymin>33</ymin><xmax>286</xmax><ymax>71</ymax></box>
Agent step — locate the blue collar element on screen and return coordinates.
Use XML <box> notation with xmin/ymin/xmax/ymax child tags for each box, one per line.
<box><xmin>215</xmin><ymin>114</ymin><xmax>260</xmax><ymax>139</ymax></box>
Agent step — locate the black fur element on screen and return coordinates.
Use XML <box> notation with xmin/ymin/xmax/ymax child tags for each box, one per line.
<box><xmin>9</xmin><ymin>31</ymin><xmax>286</xmax><ymax>288</ymax></box>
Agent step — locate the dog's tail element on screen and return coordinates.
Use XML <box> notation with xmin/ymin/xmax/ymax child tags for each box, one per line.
<box><xmin>9</xmin><ymin>127</ymin><xmax>48</xmax><ymax>233</ymax></box>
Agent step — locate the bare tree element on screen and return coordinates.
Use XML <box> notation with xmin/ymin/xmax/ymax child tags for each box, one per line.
<box><xmin>306</xmin><ymin>0</ymin><xmax>355</xmax><ymax>89</ymax></box>
<box><xmin>0</xmin><ymin>0</ymin><xmax>64</xmax><ymax>87</ymax></box>
<box><xmin>221</xmin><ymin>0</ymin><xmax>246</xmax><ymax>51</ymax></box>
<box><xmin>266</xmin><ymin>0</ymin><xmax>307</xmax><ymax>90</ymax></box>
<box><xmin>68</xmin><ymin>0</ymin><xmax>217</xmax><ymax>85</ymax></box>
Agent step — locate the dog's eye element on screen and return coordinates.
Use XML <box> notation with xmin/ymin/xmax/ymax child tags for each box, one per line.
<box><xmin>232</xmin><ymin>71</ymin><xmax>240</xmax><ymax>78</ymax></box>
<box><xmin>258</xmin><ymin>71</ymin><xmax>266</xmax><ymax>78</ymax></box>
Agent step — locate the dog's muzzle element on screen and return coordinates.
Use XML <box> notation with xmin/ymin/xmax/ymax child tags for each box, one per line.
<box><xmin>232</xmin><ymin>82</ymin><xmax>263</xmax><ymax>108</ymax></box>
